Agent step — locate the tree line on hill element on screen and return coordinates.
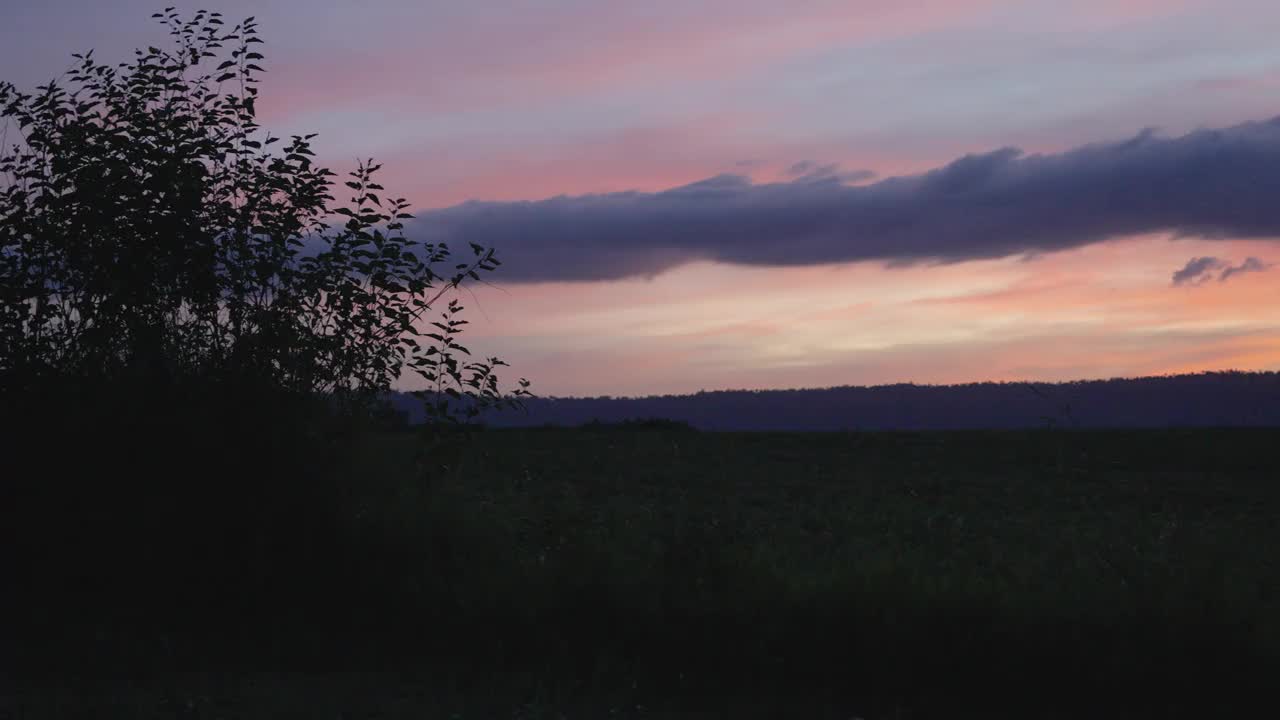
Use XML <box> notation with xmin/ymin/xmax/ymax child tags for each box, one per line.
<box><xmin>394</xmin><ymin>371</ymin><xmax>1280</xmax><ymax>431</ymax></box>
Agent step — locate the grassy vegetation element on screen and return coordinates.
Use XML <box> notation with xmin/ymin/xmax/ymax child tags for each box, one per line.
<box><xmin>10</xmin><ymin>425</ymin><xmax>1280</xmax><ymax>718</ymax></box>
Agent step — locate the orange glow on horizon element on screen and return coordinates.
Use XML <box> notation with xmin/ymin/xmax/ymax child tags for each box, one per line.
<box><xmin>435</xmin><ymin>234</ymin><xmax>1280</xmax><ymax>397</ymax></box>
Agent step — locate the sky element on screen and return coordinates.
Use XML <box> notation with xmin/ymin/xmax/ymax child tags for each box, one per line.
<box><xmin>5</xmin><ymin>0</ymin><xmax>1280</xmax><ymax>397</ymax></box>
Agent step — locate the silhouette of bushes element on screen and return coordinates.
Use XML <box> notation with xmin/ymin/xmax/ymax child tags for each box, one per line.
<box><xmin>0</xmin><ymin>9</ymin><xmax>527</xmax><ymax>420</ymax></box>
<box><xmin>1</xmin><ymin>7</ymin><xmax>528</xmax><ymax>662</ymax></box>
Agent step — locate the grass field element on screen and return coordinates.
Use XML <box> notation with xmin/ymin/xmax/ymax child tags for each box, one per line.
<box><xmin>11</xmin><ymin>425</ymin><xmax>1280</xmax><ymax>718</ymax></box>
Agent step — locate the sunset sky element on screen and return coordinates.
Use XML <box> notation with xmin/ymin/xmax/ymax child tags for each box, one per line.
<box><xmin>6</xmin><ymin>0</ymin><xmax>1280</xmax><ymax>397</ymax></box>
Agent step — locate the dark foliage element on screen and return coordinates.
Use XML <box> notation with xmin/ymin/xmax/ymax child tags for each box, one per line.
<box><xmin>1</xmin><ymin>8</ymin><xmax>528</xmax><ymax>698</ymax></box>
<box><xmin>0</xmin><ymin>8</ymin><xmax>528</xmax><ymax>419</ymax></box>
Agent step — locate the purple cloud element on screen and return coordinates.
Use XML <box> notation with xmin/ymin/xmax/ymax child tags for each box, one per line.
<box><xmin>1218</xmin><ymin>256</ymin><xmax>1273</xmax><ymax>282</ymax></box>
<box><xmin>1172</xmin><ymin>257</ymin><xmax>1228</xmax><ymax>286</ymax></box>
<box><xmin>786</xmin><ymin>161</ymin><xmax>878</xmax><ymax>184</ymax></box>
<box><xmin>414</xmin><ymin>116</ymin><xmax>1280</xmax><ymax>282</ymax></box>
<box><xmin>1171</xmin><ymin>255</ymin><xmax>1273</xmax><ymax>286</ymax></box>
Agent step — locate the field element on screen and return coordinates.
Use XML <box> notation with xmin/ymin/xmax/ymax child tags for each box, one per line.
<box><xmin>10</xmin><ymin>425</ymin><xmax>1280</xmax><ymax>718</ymax></box>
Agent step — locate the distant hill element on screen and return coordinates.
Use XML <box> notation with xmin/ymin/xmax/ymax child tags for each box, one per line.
<box><xmin>393</xmin><ymin>371</ymin><xmax>1280</xmax><ymax>431</ymax></box>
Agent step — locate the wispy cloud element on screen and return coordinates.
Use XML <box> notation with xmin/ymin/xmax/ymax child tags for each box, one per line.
<box><xmin>258</xmin><ymin>0</ymin><xmax>1001</xmax><ymax>120</ymax></box>
<box><xmin>1172</xmin><ymin>256</ymin><xmax>1229</xmax><ymax>286</ymax></box>
<box><xmin>1173</xmin><ymin>255</ymin><xmax>1273</xmax><ymax>285</ymax></box>
<box><xmin>786</xmin><ymin>161</ymin><xmax>877</xmax><ymax>184</ymax></box>
<box><xmin>1219</xmin><ymin>256</ymin><xmax>1273</xmax><ymax>282</ymax></box>
<box><xmin>453</xmin><ymin>236</ymin><xmax>1280</xmax><ymax>396</ymax></box>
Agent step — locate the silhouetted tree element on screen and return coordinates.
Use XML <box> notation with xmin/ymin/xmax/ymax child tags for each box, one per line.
<box><xmin>2</xmin><ymin>10</ymin><xmax>535</xmax><ymax>647</ymax></box>
<box><xmin>0</xmin><ymin>7</ymin><xmax>528</xmax><ymax>422</ymax></box>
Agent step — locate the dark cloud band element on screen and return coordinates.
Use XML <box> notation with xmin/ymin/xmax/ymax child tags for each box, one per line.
<box><xmin>413</xmin><ymin>116</ymin><xmax>1280</xmax><ymax>282</ymax></box>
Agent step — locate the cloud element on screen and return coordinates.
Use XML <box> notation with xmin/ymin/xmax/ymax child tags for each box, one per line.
<box><xmin>787</xmin><ymin>161</ymin><xmax>878</xmax><ymax>184</ymax></box>
<box><xmin>413</xmin><ymin>116</ymin><xmax>1280</xmax><ymax>282</ymax></box>
<box><xmin>1172</xmin><ymin>256</ymin><xmax>1228</xmax><ymax>286</ymax></box>
<box><xmin>1172</xmin><ymin>255</ymin><xmax>1273</xmax><ymax>286</ymax></box>
<box><xmin>1219</xmin><ymin>256</ymin><xmax>1273</xmax><ymax>282</ymax></box>
<box><xmin>786</xmin><ymin>160</ymin><xmax>818</xmax><ymax>176</ymax></box>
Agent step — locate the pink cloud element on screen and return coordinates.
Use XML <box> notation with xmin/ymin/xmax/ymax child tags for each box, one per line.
<box><xmin>380</xmin><ymin>113</ymin><xmax>759</xmax><ymax>206</ymax></box>
<box><xmin>1196</xmin><ymin>68</ymin><xmax>1280</xmax><ymax>94</ymax></box>
<box><xmin>257</xmin><ymin>0</ymin><xmax>1004</xmax><ymax>122</ymax></box>
<box><xmin>13</xmin><ymin>0</ymin><xmax>1209</xmax><ymax>129</ymax></box>
<box><xmin>1052</xmin><ymin>0</ymin><xmax>1204</xmax><ymax>25</ymax></box>
<box><xmin>313</xmin><ymin>114</ymin><xmax>935</xmax><ymax>211</ymax></box>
